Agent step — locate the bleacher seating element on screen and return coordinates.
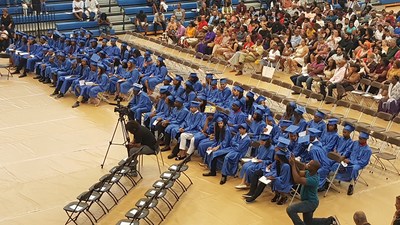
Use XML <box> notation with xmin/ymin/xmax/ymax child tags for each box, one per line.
<box><xmin>56</xmin><ymin>21</ymin><xmax>116</xmax><ymax>37</ymax></box>
<box><xmin>380</xmin><ymin>0</ymin><xmax>400</xmax><ymax>5</ymax></box>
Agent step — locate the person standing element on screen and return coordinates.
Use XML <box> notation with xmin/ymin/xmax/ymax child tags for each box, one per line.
<box><xmin>287</xmin><ymin>156</ymin><xmax>341</xmax><ymax>225</ymax></box>
<box><xmin>126</xmin><ymin>120</ymin><xmax>157</xmax><ymax>173</ymax></box>
<box><xmin>1</xmin><ymin>8</ymin><xmax>14</xmax><ymax>41</ymax></box>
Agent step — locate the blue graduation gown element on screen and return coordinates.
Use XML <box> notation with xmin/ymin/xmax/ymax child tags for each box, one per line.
<box><xmin>88</xmin><ymin>73</ymin><xmax>109</xmax><ymax>98</ymax></box>
<box><xmin>320</xmin><ymin>131</ymin><xmax>339</xmax><ymax>152</ymax></box>
<box><xmin>241</xmin><ymin>144</ymin><xmax>275</xmax><ymax>183</ymax></box>
<box><xmin>215</xmin><ymin>87</ymin><xmax>232</xmax><ymax>105</ymax></box>
<box><xmin>147</xmin><ymin>66</ymin><xmax>168</xmax><ymax>90</ymax></box>
<box><xmin>106</xmin><ymin>45</ymin><xmax>121</xmax><ymax>57</ymax></box>
<box><xmin>146</xmin><ymin>98</ymin><xmax>169</xmax><ymax>129</ymax></box>
<box><xmin>199</xmin><ymin>126</ymin><xmax>231</xmax><ymax>159</ymax></box>
<box><xmin>248</xmin><ymin>120</ymin><xmax>266</xmax><ymax>140</ymax></box>
<box><xmin>307</xmin><ymin>119</ymin><xmax>327</xmax><ymax>133</ymax></box>
<box><xmin>271</xmin><ymin>163</ymin><xmax>293</xmax><ymax>193</ymax></box>
<box><xmin>294</xmin><ymin>119</ymin><xmax>308</xmax><ymax>132</ymax></box>
<box><xmin>335</xmin><ymin>137</ymin><xmax>354</xmax><ymax>156</ymax></box>
<box><xmin>309</xmin><ymin>140</ymin><xmax>331</xmax><ymax>188</ymax></box>
<box><xmin>228</xmin><ymin>110</ymin><xmax>247</xmax><ymax>132</ymax></box>
<box><xmin>171</xmin><ymin>85</ymin><xmax>185</xmax><ymax>98</ymax></box>
<box><xmin>183</xmin><ymin>91</ymin><xmax>197</xmax><ymax>109</ymax></box>
<box><xmin>192</xmin><ymin>115</ymin><xmax>215</xmax><ymax>149</ymax></box>
<box><xmin>170</xmin><ymin>111</ymin><xmax>203</xmax><ymax>139</ymax></box>
<box><xmin>207</xmin><ymin>87</ymin><xmax>219</xmax><ymax>103</ymax></box>
<box><xmin>129</xmin><ymin>91</ymin><xmax>153</xmax><ymax>122</ymax></box>
<box><xmin>165</xmin><ymin>107</ymin><xmax>190</xmax><ymax>136</ymax></box>
<box><xmin>120</xmin><ymin>69</ymin><xmax>140</xmax><ymax>94</ymax></box>
<box><xmin>335</xmin><ymin>142</ymin><xmax>372</xmax><ymax>181</ymax></box>
<box><xmin>220</xmin><ymin>133</ymin><xmax>251</xmax><ymax>176</ymax></box>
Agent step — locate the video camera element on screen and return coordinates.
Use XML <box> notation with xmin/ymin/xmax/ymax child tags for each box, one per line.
<box><xmin>109</xmin><ymin>96</ymin><xmax>130</xmax><ymax>116</ymax></box>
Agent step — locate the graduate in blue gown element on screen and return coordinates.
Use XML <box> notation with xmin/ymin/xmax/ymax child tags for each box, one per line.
<box><xmin>236</xmin><ymin>134</ymin><xmax>275</xmax><ymax>188</ymax></box>
<box><xmin>203</xmin><ymin>123</ymin><xmax>251</xmax><ymax>185</ymax></box>
<box><xmin>244</xmin><ymin>91</ymin><xmax>255</xmax><ymax>115</ymax></box>
<box><xmin>197</xmin><ymin>116</ymin><xmax>231</xmax><ymax>159</ymax></box>
<box><xmin>152</xmin><ymin>95</ymin><xmax>175</xmax><ymax>132</ymax></box>
<box><xmin>200</xmin><ymin>73</ymin><xmax>213</xmax><ymax>96</ymax></box>
<box><xmin>160</xmin><ymin>97</ymin><xmax>189</xmax><ymax>151</ymax></box>
<box><xmin>120</xmin><ymin>42</ymin><xmax>130</xmax><ymax>61</ymax></box>
<box><xmin>280</xmin><ymin>102</ymin><xmax>296</xmax><ymax>125</ymax></box>
<box><xmin>72</xmin><ymin>62</ymin><xmax>98</xmax><ymax>108</ymax></box>
<box><xmin>175</xmin><ymin>101</ymin><xmax>204</xmax><ymax>160</ymax></box>
<box><xmin>264</xmin><ymin>114</ymin><xmax>280</xmax><ymax>145</ymax></box>
<box><xmin>144</xmin><ymin>56</ymin><xmax>168</xmax><ymax>94</ymax></box>
<box><xmin>332</xmin><ymin>131</ymin><xmax>372</xmax><ymax>195</ymax></box>
<box><xmin>182</xmin><ymin>81</ymin><xmax>197</xmax><ymax>109</ymax></box>
<box><xmin>128</xmin><ymin>83</ymin><xmax>153</xmax><ymax>124</ymax></box>
<box><xmin>170</xmin><ymin>75</ymin><xmax>185</xmax><ymax>98</ymax></box>
<box><xmin>106</xmin><ymin>38</ymin><xmax>121</xmax><ymax>57</ymax></box>
<box><xmin>307</xmin><ymin>110</ymin><xmax>327</xmax><ymax>133</ymax></box>
<box><xmin>206</xmin><ymin>79</ymin><xmax>219</xmax><ymax>103</ymax></box>
<box><xmin>50</xmin><ymin>59</ymin><xmax>81</xmax><ymax>97</ymax></box>
<box><xmin>144</xmin><ymin>86</ymin><xmax>170</xmax><ymax>129</ymax></box>
<box><xmin>320</xmin><ymin>118</ymin><xmax>340</xmax><ymax>152</ymax></box>
<box><xmin>188</xmin><ymin>73</ymin><xmax>203</xmax><ymax>93</ymax></box>
<box><xmin>286</xmin><ymin>125</ymin><xmax>310</xmax><ymax>162</ymax></box>
<box><xmin>227</xmin><ymin>100</ymin><xmax>247</xmax><ymax>132</ymax></box>
<box><xmin>334</xmin><ymin>124</ymin><xmax>355</xmax><ymax>155</ymax></box>
<box><xmin>306</xmin><ymin>128</ymin><xmax>332</xmax><ymax>190</ymax></box>
<box><xmin>214</xmin><ymin>78</ymin><xmax>232</xmax><ymax>105</ymax></box>
<box><xmin>88</xmin><ymin>63</ymin><xmax>109</xmax><ymax>106</ymax></box>
<box><xmin>224</xmin><ymin>85</ymin><xmax>246</xmax><ymax>111</ymax></box>
<box><xmin>115</xmin><ymin>59</ymin><xmax>140</xmax><ymax>97</ymax></box>
<box><xmin>247</xmin><ymin>109</ymin><xmax>266</xmax><ymax>140</ymax></box>
<box><xmin>57</xmin><ymin>57</ymin><xmax>90</xmax><ymax>98</ymax></box>
<box><xmin>139</xmin><ymin>57</ymin><xmax>156</xmax><ymax>84</ymax></box>
<box><xmin>293</xmin><ymin>105</ymin><xmax>308</xmax><ymax>132</ymax></box>
<box><xmin>244</xmin><ymin>137</ymin><xmax>293</xmax><ymax>204</ymax></box>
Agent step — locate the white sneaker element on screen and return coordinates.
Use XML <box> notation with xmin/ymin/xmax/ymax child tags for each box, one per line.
<box><xmin>235</xmin><ymin>184</ymin><xmax>249</xmax><ymax>189</ymax></box>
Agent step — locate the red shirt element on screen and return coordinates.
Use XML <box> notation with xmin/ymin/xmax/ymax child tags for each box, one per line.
<box><xmin>198</xmin><ymin>20</ymin><xmax>208</xmax><ymax>31</ymax></box>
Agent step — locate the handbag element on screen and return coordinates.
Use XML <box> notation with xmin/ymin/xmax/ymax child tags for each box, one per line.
<box><xmin>262</xmin><ymin>62</ymin><xmax>275</xmax><ymax>78</ymax></box>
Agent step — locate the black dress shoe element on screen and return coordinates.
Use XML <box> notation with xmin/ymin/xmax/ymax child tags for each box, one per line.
<box><xmin>161</xmin><ymin>146</ymin><xmax>170</xmax><ymax>152</ymax></box>
<box><xmin>55</xmin><ymin>93</ymin><xmax>64</xmax><ymax>99</ymax></box>
<box><xmin>18</xmin><ymin>74</ymin><xmax>27</xmax><ymax>78</ymax></box>
<box><xmin>202</xmin><ymin>172</ymin><xmax>216</xmax><ymax>176</ymax></box>
<box><xmin>33</xmin><ymin>76</ymin><xmax>41</xmax><ymax>79</ymax></box>
<box><xmin>271</xmin><ymin>193</ymin><xmax>280</xmax><ymax>202</ymax></box>
<box><xmin>72</xmin><ymin>102</ymin><xmax>80</xmax><ymax>108</ymax></box>
<box><xmin>277</xmin><ymin>196</ymin><xmax>288</xmax><ymax>205</ymax></box>
<box><xmin>347</xmin><ymin>184</ymin><xmax>354</xmax><ymax>195</ymax></box>
<box><xmin>43</xmin><ymin>78</ymin><xmax>51</xmax><ymax>84</ymax></box>
<box><xmin>220</xmin><ymin>176</ymin><xmax>227</xmax><ymax>185</ymax></box>
<box><xmin>245</xmin><ymin>197</ymin><xmax>255</xmax><ymax>203</ymax></box>
<box><xmin>50</xmin><ymin>91</ymin><xmax>58</xmax><ymax>96</ymax></box>
<box><xmin>11</xmin><ymin>70</ymin><xmax>20</xmax><ymax>74</ymax></box>
<box><xmin>167</xmin><ymin>154</ymin><xmax>177</xmax><ymax>159</ymax></box>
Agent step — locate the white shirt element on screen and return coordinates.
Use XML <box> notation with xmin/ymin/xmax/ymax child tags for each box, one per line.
<box><xmin>268</xmin><ymin>49</ymin><xmax>280</xmax><ymax>60</ymax></box>
<box><xmin>85</xmin><ymin>0</ymin><xmax>99</xmax><ymax>11</ymax></box>
<box><xmin>329</xmin><ymin>66</ymin><xmax>347</xmax><ymax>84</ymax></box>
<box><xmin>375</xmin><ymin>29</ymin><xmax>384</xmax><ymax>41</ymax></box>
<box><xmin>331</xmin><ymin>54</ymin><xmax>344</xmax><ymax>63</ymax></box>
<box><xmin>72</xmin><ymin>0</ymin><xmax>84</xmax><ymax>12</ymax></box>
<box><xmin>240</xmin><ymin>133</ymin><xmax>248</xmax><ymax>139</ymax></box>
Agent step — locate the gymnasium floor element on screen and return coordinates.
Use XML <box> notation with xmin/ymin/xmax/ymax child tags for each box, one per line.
<box><xmin>0</xmin><ymin>35</ymin><xmax>399</xmax><ymax>225</ymax></box>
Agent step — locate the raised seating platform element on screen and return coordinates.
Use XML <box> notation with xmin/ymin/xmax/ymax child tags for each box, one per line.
<box><xmin>56</xmin><ymin>21</ymin><xmax>116</xmax><ymax>37</ymax></box>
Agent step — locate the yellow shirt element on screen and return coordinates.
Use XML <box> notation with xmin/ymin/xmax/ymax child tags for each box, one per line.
<box><xmin>186</xmin><ymin>27</ymin><xmax>196</xmax><ymax>38</ymax></box>
<box><xmin>387</xmin><ymin>68</ymin><xmax>400</xmax><ymax>81</ymax></box>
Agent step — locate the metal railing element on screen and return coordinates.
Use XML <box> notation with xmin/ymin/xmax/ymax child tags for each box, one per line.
<box><xmin>13</xmin><ymin>7</ymin><xmax>56</xmax><ymax>37</ymax></box>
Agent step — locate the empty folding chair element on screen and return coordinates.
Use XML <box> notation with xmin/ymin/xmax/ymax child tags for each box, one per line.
<box><xmin>64</xmin><ymin>191</ymin><xmax>95</xmax><ymax>225</ymax></box>
<box><xmin>125</xmin><ymin>207</ymin><xmax>153</xmax><ymax>225</ymax></box>
<box><xmin>271</xmin><ymin>79</ymin><xmax>283</xmax><ymax>92</ymax></box>
<box><xmin>383</xmin><ymin>116</ymin><xmax>400</xmax><ymax>138</ymax></box>
<box><xmin>152</xmin><ymin>179</ymin><xmax>179</xmax><ymax>201</ymax></box>
<box><xmin>330</xmin><ymin>100</ymin><xmax>353</xmax><ymax>123</ymax></box>
<box><xmin>168</xmin><ymin>163</ymin><xmax>193</xmax><ymax>190</ymax></box>
<box><xmin>144</xmin><ymin>188</ymin><xmax>173</xmax><ymax>210</ymax></box>
<box><xmin>310</xmin><ymin>93</ymin><xmax>324</xmax><ymax>107</ymax></box>
<box><xmin>324</xmin><ymin>96</ymin><xmax>337</xmax><ymax>105</ymax></box>
<box><xmin>369</xmin><ymin>112</ymin><xmax>394</xmax><ymax>133</ymax></box>
<box><xmin>99</xmin><ymin>171</ymin><xmax>128</xmax><ymax>199</ymax></box>
<box><xmin>116</xmin><ymin>219</ymin><xmax>139</xmax><ymax>225</ymax></box>
<box><xmin>374</xmin><ymin>137</ymin><xmax>400</xmax><ymax>177</ymax></box>
<box><xmin>135</xmin><ymin>198</ymin><xmax>165</xmax><ymax>221</ymax></box>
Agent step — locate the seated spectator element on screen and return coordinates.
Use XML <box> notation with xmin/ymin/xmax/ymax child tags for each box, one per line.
<box><xmin>153</xmin><ymin>10</ymin><xmax>167</xmax><ymax>34</ymax></box>
<box><xmin>173</xmin><ymin>3</ymin><xmax>185</xmax><ymax>23</ymax></box>
<box><xmin>367</xmin><ymin>57</ymin><xmax>389</xmax><ymax>84</ymax></box>
<box><xmin>212</xmin><ymin>29</ymin><xmax>231</xmax><ymax>56</ymax></box>
<box><xmin>278</xmin><ymin>42</ymin><xmax>293</xmax><ymax>71</ymax></box>
<box><xmin>22</xmin><ymin>0</ymin><xmax>33</xmax><ymax>16</ymax></box>
<box><xmin>229</xmin><ymin>38</ymin><xmax>263</xmax><ymax>76</ymax></box>
<box><xmin>291</xmin><ymin>56</ymin><xmax>325</xmax><ymax>94</ymax></box>
<box><xmin>310</xmin><ymin>36</ymin><xmax>329</xmax><ymax>62</ymax></box>
<box><xmin>386</xmin><ymin>60</ymin><xmax>400</xmax><ymax>83</ymax></box>
<box><xmin>180</xmin><ymin>21</ymin><xmax>197</xmax><ymax>48</ymax></box>
<box><xmin>171</xmin><ymin>21</ymin><xmax>186</xmax><ymax>44</ymax></box>
<box><xmin>336</xmin><ymin>63</ymin><xmax>361</xmax><ymax>100</ymax></box>
<box><xmin>98</xmin><ymin>13</ymin><xmax>111</xmax><ymax>35</ymax></box>
<box><xmin>354</xmin><ymin>41</ymin><xmax>372</xmax><ymax>61</ymax></box>
<box><xmin>135</xmin><ymin>10</ymin><xmax>149</xmax><ymax>35</ymax></box>
<box><xmin>199</xmin><ymin>3</ymin><xmax>210</xmax><ymax>21</ymax></box>
<box><xmin>72</xmin><ymin>0</ymin><xmax>84</xmax><ymax>21</ymax></box>
<box><xmin>259</xmin><ymin>42</ymin><xmax>281</xmax><ymax>69</ymax></box>
<box><xmin>221</xmin><ymin>32</ymin><xmax>239</xmax><ymax>60</ymax></box>
<box><xmin>208</xmin><ymin>10</ymin><xmax>219</xmax><ymax>26</ymax></box>
<box><xmin>0</xmin><ymin>25</ymin><xmax>9</xmax><ymax>52</ymax></box>
<box><xmin>221</xmin><ymin>1</ymin><xmax>233</xmax><ymax>17</ymax></box>
<box><xmin>197</xmin><ymin>15</ymin><xmax>208</xmax><ymax>31</ymax></box>
<box><xmin>85</xmin><ymin>0</ymin><xmax>100</xmax><ymax>21</ymax></box>
<box><xmin>287</xmin><ymin>39</ymin><xmax>309</xmax><ymax>73</ymax></box>
<box><xmin>378</xmin><ymin>75</ymin><xmax>400</xmax><ymax>115</ymax></box>
<box><xmin>236</xmin><ymin>1</ymin><xmax>247</xmax><ymax>16</ymax></box>
<box><xmin>320</xmin><ymin>59</ymin><xmax>346</xmax><ymax>99</ymax></box>
<box><xmin>195</xmin><ymin>26</ymin><xmax>215</xmax><ymax>55</ymax></box>
<box><xmin>166</xmin><ymin>16</ymin><xmax>178</xmax><ymax>41</ymax></box>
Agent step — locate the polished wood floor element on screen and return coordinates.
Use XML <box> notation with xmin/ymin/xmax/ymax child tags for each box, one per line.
<box><xmin>0</xmin><ymin>34</ymin><xmax>399</xmax><ymax>225</ymax></box>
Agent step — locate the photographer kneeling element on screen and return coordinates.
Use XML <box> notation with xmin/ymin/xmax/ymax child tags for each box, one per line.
<box><xmin>126</xmin><ymin>120</ymin><xmax>157</xmax><ymax>175</ymax></box>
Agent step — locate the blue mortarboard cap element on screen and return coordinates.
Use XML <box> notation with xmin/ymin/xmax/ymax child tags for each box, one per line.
<box><xmin>90</xmin><ymin>38</ymin><xmax>98</xmax><ymax>43</ymax></box>
<box><xmin>232</xmin><ymin>100</ymin><xmax>242</xmax><ymax>107</ymax></box>
<box><xmin>185</xmin><ymin>80</ymin><xmax>193</xmax><ymax>87</ymax></box>
<box><xmin>128</xmin><ymin>59</ymin><xmax>137</xmax><ymax>65</ymax></box>
<box><xmin>295</xmin><ymin>105</ymin><xmax>306</xmax><ymax>115</ymax></box>
<box><xmin>157</xmin><ymin>56</ymin><xmax>164</xmax><ymax>62</ymax></box>
<box><xmin>254</xmin><ymin>104</ymin><xmax>266</xmax><ymax>112</ymax></box>
<box><xmin>216</xmin><ymin>117</ymin><xmax>224</xmax><ymax>122</ymax></box>
<box><xmin>43</xmin><ymin>47</ymin><xmax>48</xmax><ymax>51</ymax></box>
<box><xmin>121</xmin><ymin>42</ymin><xmax>128</xmax><ymax>47</ymax></box>
<box><xmin>85</xmin><ymin>30</ymin><xmax>93</xmax><ymax>35</ymax></box>
<box><xmin>174</xmin><ymin>75</ymin><xmax>183</xmax><ymax>81</ymax></box>
<box><xmin>146</xmin><ymin>57</ymin><xmax>153</xmax><ymax>62</ymax></box>
<box><xmin>25</xmin><ymin>36</ymin><xmax>32</xmax><ymax>40</ymax></box>
<box><xmin>266</xmin><ymin>115</ymin><xmax>274</xmax><ymax>121</ymax></box>
<box><xmin>122</xmin><ymin>59</ymin><xmax>128</xmax><ymax>64</ymax></box>
<box><xmin>160</xmin><ymin>86</ymin><xmax>169</xmax><ymax>94</ymax></box>
<box><xmin>246</xmin><ymin>91</ymin><xmax>255</xmax><ymax>98</ymax></box>
<box><xmin>48</xmin><ymin>48</ymin><xmax>54</xmax><ymax>52</ymax></box>
<box><xmin>71</xmin><ymin>59</ymin><xmax>77</xmax><ymax>64</ymax></box>
<box><xmin>65</xmin><ymin>37</ymin><xmax>71</xmax><ymax>41</ymax></box>
<box><xmin>233</xmin><ymin>85</ymin><xmax>244</xmax><ymax>93</ymax></box>
<box><xmin>58</xmin><ymin>52</ymin><xmax>65</xmax><ymax>57</ymax></box>
<box><xmin>102</xmin><ymin>38</ymin><xmax>108</xmax><ymax>43</ymax></box>
<box><xmin>175</xmin><ymin>97</ymin><xmax>184</xmax><ymax>103</ymax></box>
<box><xmin>79</xmin><ymin>39</ymin><xmax>85</xmax><ymax>44</ymax></box>
<box><xmin>286</xmin><ymin>125</ymin><xmax>299</xmax><ymax>134</ymax></box>
<box><xmin>220</xmin><ymin>78</ymin><xmax>227</xmax><ymax>84</ymax></box>
<box><xmin>132</xmin><ymin>83</ymin><xmax>143</xmax><ymax>91</ymax></box>
<box><xmin>276</xmin><ymin>150</ymin><xmax>287</xmax><ymax>157</ymax></box>
<box><xmin>280</xmin><ymin>120</ymin><xmax>293</xmax><ymax>127</ymax></box>
<box><xmin>298</xmin><ymin>135</ymin><xmax>310</xmax><ymax>144</ymax></box>
<box><xmin>70</xmin><ymin>38</ymin><xmax>76</xmax><ymax>42</ymax></box>
<box><xmin>91</xmin><ymin>62</ymin><xmax>98</xmax><ymax>67</ymax></box>
<box><xmin>211</xmin><ymin>79</ymin><xmax>218</xmax><ymax>85</ymax></box>
<box><xmin>359</xmin><ymin>131</ymin><xmax>370</xmax><ymax>139</ymax></box>
<box><xmin>197</xmin><ymin>94</ymin><xmax>207</xmax><ymax>101</ymax></box>
<box><xmin>259</xmin><ymin>134</ymin><xmax>271</xmax><ymax>141</ymax></box>
<box><xmin>82</xmin><ymin>57</ymin><xmax>89</xmax><ymax>62</ymax></box>
<box><xmin>40</xmin><ymin>35</ymin><xmax>47</xmax><ymax>40</ymax></box>
<box><xmin>343</xmin><ymin>124</ymin><xmax>355</xmax><ymax>132</ymax></box>
<box><xmin>164</xmin><ymin>75</ymin><xmax>172</xmax><ymax>82</ymax></box>
<box><xmin>315</xmin><ymin>110</ymin><xmax>326</xmax><ymax>119</ymax></box>
<box><xmin>47</xmin><ymin>30</ymin><xmax>53</xmax><ymax>34</ymax></box>
<box><xmin>98</xmin><ymin>50</ymin><xmax>105</xmax><ymax>55</ymax></box>
<box><xmin>113</xmin><ymin>56</ymin><xmax>121</xmax><ymax>60</ymax></box>
<box><xmin>167</xmin><ymin>95</ymin><xmax>175</xmax><ymax>102</ymax></box>
<box><xmin>190</xmin><ymin>101</ymin><xmax>201</xmax><ymax>108</ymax></box>
<box><xmin>110</xmin><ymin>37</ymin><xmax>117</xmax><ymax>42</ymax></box>
<box><xmin>277</xmin><ymin>137</ymin><xmax>290</xmax><ymax>148</ymax></box>
<box><xmin>98</xmin><ymin>63</ymin><xmax>106</xmax><ymax>69</ymax></box>
<box><xmin>76</xmin><ymin>54</ymin><xmax>84</xmax><ymax>59</ymax></box>
<box><xmin>254</xmin><ymin>109</ymin><xmax>263</xmax><ymax>115</ymax></box>
<box><xmin>189</xmin><ymin>73</ymin><xmax>198</xmax><ymax>78</ymax></box>
<box><xmin>256</xmin><ymin>96</ymin><xmax>266</xmax><ymax>103</ymax></box>
<box><xmin>206</xmin><ymin>73</ymin><xmax>214</xmax><ymax>79</ymax></box>
<box><xmin>289</xmin><ymin>102</ymin><xmax>297</xmax><ymax>108</ymax></box>
<box><xmin>238</xmin><ymin>123</ymin><xmax>248</xmax><ymax>130</ymax></box>
<box><xmin>327</xmin><ymin>118</ymin><xmax>339</xmax><ymax>125</ymax></box>
<box><xmin>145</xmin><ymin>49</ymin><xmax>153</xmax><ymax>55</ymax></box>
<box><xmin>308</xmin><ymin>128</ymin><xmax>322</xmax><ymax>137</ymax></box>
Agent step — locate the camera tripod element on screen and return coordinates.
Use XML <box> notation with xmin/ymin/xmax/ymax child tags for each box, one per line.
<box><xmin>100</xmin><ymin>112</ymin><xmax>131</xmax><ymax>169</ymax></box>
